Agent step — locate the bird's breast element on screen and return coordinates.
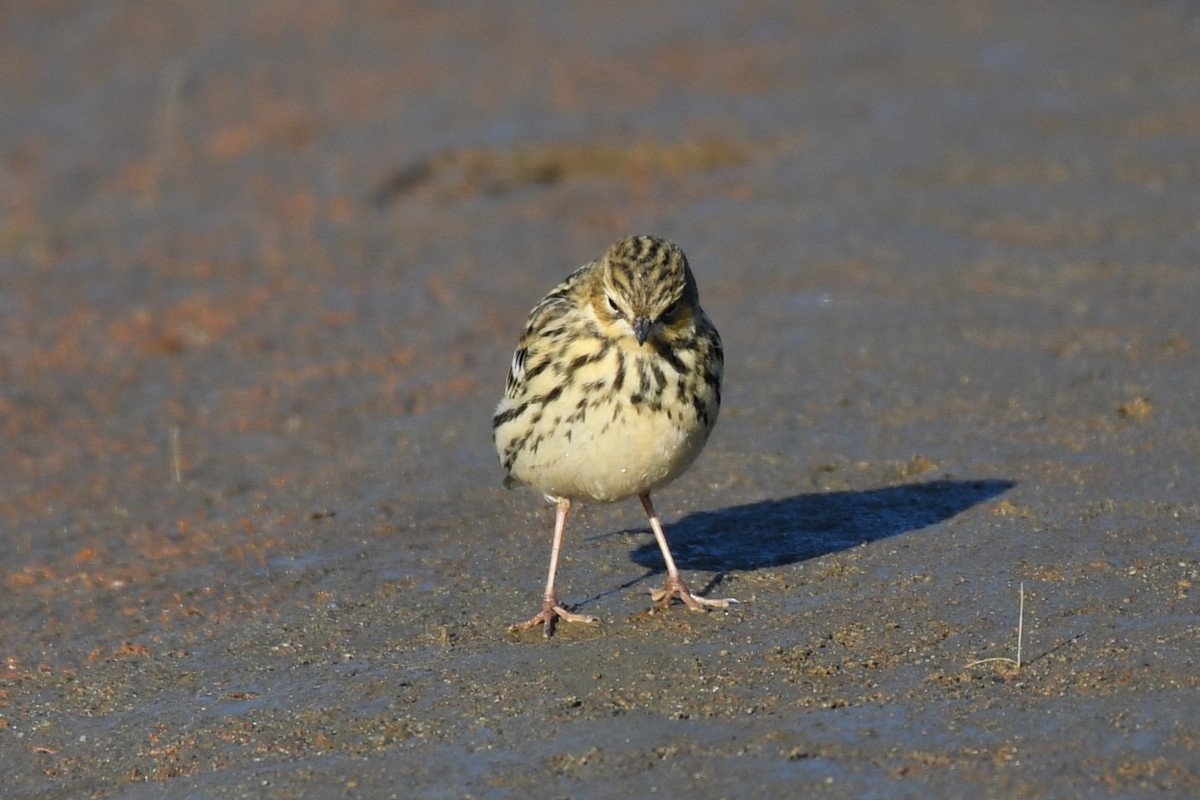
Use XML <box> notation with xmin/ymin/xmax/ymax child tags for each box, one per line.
<box><xmin>495</xmin><ymin>340</ymin><xmax>718</xmax><ymax>503</ymax></box>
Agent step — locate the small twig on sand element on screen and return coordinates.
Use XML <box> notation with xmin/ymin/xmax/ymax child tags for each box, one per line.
<box><xmin>965</xmin><ymin>582</ymin><xmax>1024</xmax><ymax>670</ymax></box>
<box><xmin>170</xmin><ymin>426</ymin><xmax>183</xmax><ymax>484</ymax></box>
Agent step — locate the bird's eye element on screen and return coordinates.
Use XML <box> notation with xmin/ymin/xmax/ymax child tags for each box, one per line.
<box><xmin>662</xmin><ymin>300</ymin><xmax>679</xmax><ymax>318</ymax></box>
<box><xmin>605</xmin><ymin>295</ymin><xmax>621</xmax><ymax>315</ymax></box>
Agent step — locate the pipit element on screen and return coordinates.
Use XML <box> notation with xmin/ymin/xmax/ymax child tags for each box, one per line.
<box><xmin>493</xmin><ymin>234</ymin><xmax>734</xmax><ymax>636</ymax></box>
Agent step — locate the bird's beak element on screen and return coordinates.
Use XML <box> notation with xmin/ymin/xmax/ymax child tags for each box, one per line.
<box><xmin>633</xmin><ymin>316</ymin><xmax>652</xmax><ymax>345</ymax></box>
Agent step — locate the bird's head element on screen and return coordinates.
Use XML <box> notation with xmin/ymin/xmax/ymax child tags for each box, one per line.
<box><xmin>593</xmin><ymin>235</ymin><xmax>698</xmax><ymax>346</ymax></box>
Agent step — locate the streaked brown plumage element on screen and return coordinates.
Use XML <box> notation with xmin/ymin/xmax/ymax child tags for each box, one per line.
<box><xmin>493</xmin><ymin>235</ymin><xmax>733</xmax><ymax>636</ymax></box>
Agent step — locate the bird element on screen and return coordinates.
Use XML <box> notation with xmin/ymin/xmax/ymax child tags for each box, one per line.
<box><xmin>493</xmin><ymin>234</ymin><xmax>734</xmax><ymax>636</ymax></box>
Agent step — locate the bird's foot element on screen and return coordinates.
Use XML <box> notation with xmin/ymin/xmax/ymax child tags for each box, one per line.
<box><xmin>509</xmin><ymin>596</ymin><xmax>598</xmax><ymax>638</ymax></box>
<box><xmin>651</xmin><ymin>574</ymin><xmax>737</xmax><ymax>612</ymax></box>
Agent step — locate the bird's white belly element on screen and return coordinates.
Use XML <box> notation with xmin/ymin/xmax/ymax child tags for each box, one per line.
<box><xmin>510</xmin><ymin>395</ymin><xmax>710</xmax><ymax>503</ymax></box>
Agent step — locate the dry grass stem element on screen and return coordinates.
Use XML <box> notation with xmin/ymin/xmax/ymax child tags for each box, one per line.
<box><xmin>965</xmin><ymin>582</ymin><xmax>1025</xmax><ymax>671</ymax></box>
<box><xmin>170</xmin><ymin>426</ymin><xmax>182</xmax><ymax>484</ymax></box>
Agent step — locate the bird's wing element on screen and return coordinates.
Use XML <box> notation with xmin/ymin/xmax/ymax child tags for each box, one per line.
<box><xmin>502</xmin><ymin>262</ymin><xmax>593</xmax><ymax>401</ymax></box>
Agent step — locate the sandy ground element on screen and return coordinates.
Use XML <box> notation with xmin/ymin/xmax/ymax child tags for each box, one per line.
<box><xmin>1</xmin><ymin>1</ymin><xmax>1198</xmax><ymax>797</ymax></box>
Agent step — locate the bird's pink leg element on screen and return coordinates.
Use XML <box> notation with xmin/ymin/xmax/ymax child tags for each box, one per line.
<box><xmin>510</xmin><ymin>497</ymin><xmax>598</xmax><ymax>637</ymax></box>
<box><xmin>640</xmin><ymin>493</ymin><xmax>737</xmax><ymax>612</ymax></box>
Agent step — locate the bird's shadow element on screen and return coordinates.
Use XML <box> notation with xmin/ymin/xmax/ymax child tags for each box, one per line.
<box><xmin>631</xmin><ymin>479</ymin><xmax>1015</xmax><ymax>572</ymax></box>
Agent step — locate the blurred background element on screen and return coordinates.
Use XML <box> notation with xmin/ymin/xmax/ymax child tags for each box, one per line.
<box><xmin>2</xmin><ymin>1</ymin><xmax>1198</xmax><ymax>796</ymax></box>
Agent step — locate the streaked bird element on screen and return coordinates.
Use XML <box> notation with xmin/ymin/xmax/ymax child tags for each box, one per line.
<box><xmin>493</xmin><ymin>235</ymin><xmax>733</xmax><ymax>636</ymax></box>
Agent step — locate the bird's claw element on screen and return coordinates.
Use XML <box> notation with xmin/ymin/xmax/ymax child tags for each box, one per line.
<box><xmin>651</xmin><ymin>575</ymin><xmax>737</xmax><ymax>612</ymax></box>
<box><xmin>509</xmin><ymin>598</ymin><xmax>598</xmax><ymax>638</ymax></box>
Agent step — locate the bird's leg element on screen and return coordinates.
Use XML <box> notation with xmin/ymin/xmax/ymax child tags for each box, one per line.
<box><xmin>640</xmin><ymin>493</ymin><xmax>736</xmax><ymax>612</ymax></box>
<box><xmin>509</xmin><ymin>497</ymin><xmax>598</xmax><ymax>637</ymax></box>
